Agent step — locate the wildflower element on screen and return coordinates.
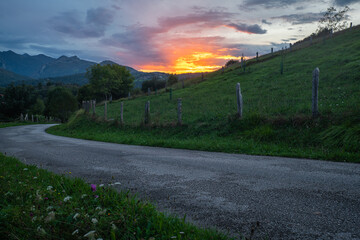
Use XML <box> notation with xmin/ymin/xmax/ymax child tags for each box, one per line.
<box><xmin>31</xmin><ymin>216</ymin><xmax>37</xmax><ymax>222</ymax></box>
<box><xmin>81</xmin><ymin>194</ymin><xmax>87</xmax><ymax>199</ymax></box>
<box><xmin>99</xmin><ymin>184</ymin><xmax>104</xmax><ymax>187</ymax></box>
<box><xmin>73</xmin><ymin>213</ymin><xmax>80</xmax><ymax>220</ymax></box>
<box><xmin>30</xmin><ymin>212</ymin><xmax>34</xmax><ymax>217</ymax></box>
<box><xmin>72</xmin><ymin>229</ymin><xmax>79</xmax><ymax>235</ymax></box>
<box><xmin>47</xmin><ymin>186</ymin><xmax>53</xmax><ymax>191</ymax></box>
<box><xmin>64</xmin><ymin>196</ymin><xmax>72</xmax><ymax>202</ymax></box>
<box><xmin>114</xmin><ymin>182</ymin><xmax>121</xmax><ymax>185</ymax></box>
<box><xmin>111</xmin><ymin>224</ymin><xmax>117</xmax><ymax>231</ymax></box>
<box><xmin>171</xmin><ymin>237</ymin><xmax>177</xmax><ymax>239</ymax></box>
<box><xmin>91</xmin><ymin>184</ymin><xmax>96</xmax><ymax>192</ymax></box>
<box><xmin>33</xmin><ymin>177</ymin><xmax>37</xmax><ymax>179</ymax></box>
<box><xmin>91</xmin><ymin>218</ymin><xmax>98</xmax><ymax>224</ymax></box>
<box><xmin>98</xmin><ymin>209</ymin><xmax>107</xmax><ymax>215</ymax></box>
<box><xmin>5</xmin><ymin>192</ymin><xmax>13</xmax><ymax>196</ymax></box>
<box><xmin>45</xmin><ymin>211</ymin><xmax>56</xmax><ymax>223</ymax></box>
<box><xmin>95</xmin><ymin>206</ymin><xmax>102</xmax><ymax>211</ymax></box>
<box><xmin>84</xmin><ymin>230</ymin><xmax>96</xmax><ymax>239</ymax></box>
<box><xmin>94</xmin><ymin>195</ymin><xmax>99</xmax><ymax>199</ymax></box>
<box><xmin>23</xmin><ymin>168</ymin><xmax>28</xmax><ymax>171</ymax></box>
<box><xmin>44</xmin><ymin>197</ymin><xmax>49</xmax><ymax>200</ymax></box>
<box><xmin>180</xmin><ymin>232</ymin><xmax>185</xmax><ymax>234</ymax></box>
<box><xmin>30</xmin><ymin>205</ymin><xmax>35</xmax><ymax>211</ymax></box>
<box><xmin>37</xmin><ymin>226</ymin><xmax>46</xmax><ymax>235</ymax></box>
<box><xmin>46</xmin><ymin>206</ymin><xmax>53</xmax><ymax>211</ymax></box>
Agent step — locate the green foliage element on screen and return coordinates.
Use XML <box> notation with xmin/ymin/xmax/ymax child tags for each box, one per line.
<box><xmin>77</xmin><ymin>84</ymin><xmax>94</xmax><ymax>104</ymax></box>
<box><xmin>30</xmin><ymin>98</ymin><xmax>45</xmax><ymax>115</ymax></box>
<box><xmin>167</xmin><ymin>74</ymin><xmax>178</xmax><ymax>86</ymax></box>
<box><xmin>141</xmin><ymin>76</ymin><xmax>166</xmax><ymax>93</ymax></box>
<box><xmin>87</xmin><ymin>64</ymin><xmax>134</xmax><ymax>101</ymax></box>
<box><xmin>45</xmin><ymin>87</ymin><xmax>78</xmax><ymax>122</ymax></box>
<box><xmin>317</xmin><ymin>6</ymin><xmax>350</xmax><ymax>33</ymax></box>
<box><xmin>0</xmin><ymin>153</ymin><xmax>232</xmax><ymax>240</ymax></box>
<box><xmin>225</xmin><ymin>59</ymin><xmax>239</xmax><ymax>67</ymax></box>
<box><xmin>0</xmin><ymin>84</ymin><xmax>36</xmax><ymax>120</ymax></box>
<box><xmin>48</xmin><ymin>27</ymin><xmax>360</xmax><ymax>162</ymax></box>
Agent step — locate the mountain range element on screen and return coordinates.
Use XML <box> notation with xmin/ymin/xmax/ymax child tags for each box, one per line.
<box><xmin>0</xmin><ymin>50</ymin><xmax>173</xmax><ymax>87</ymax></box>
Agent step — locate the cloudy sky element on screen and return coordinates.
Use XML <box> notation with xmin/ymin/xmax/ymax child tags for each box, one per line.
<box><xmin>0</xmin><ymin>0</ymin><xmax>359</xmax><ymax>73</ymax></box>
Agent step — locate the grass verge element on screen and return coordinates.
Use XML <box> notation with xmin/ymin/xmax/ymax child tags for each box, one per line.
<box><xmin>0</xmin><ymin>153</ymin><xmax>234</xmax><ymax>240</ymax></box>
<box><xmin>47</xmin><ymin>112</ymin><xmax>359</xmax><ymax>163</ymax></box>
<box><xmin>0</xmin><ymin>122</ymin><xmax>38</xmax><ymax>128</ymax></box>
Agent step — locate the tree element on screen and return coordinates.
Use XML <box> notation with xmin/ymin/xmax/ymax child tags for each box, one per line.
<box><xmin>0</xmin><ymin>84</ymin><xmax>36</xmax><ymax>119</ymax></box>
<box><xmin>167</xmin><ymin>74</ymin><xmax>178</xmax><ymax>86</ymax></box>
<box><xmin>30</xmin><ymin>98</ymin><xmax>45</xmax><ymax>115</ymax></box>
<box><xmin>87</xmin><ymin>64</ymin><xmax>134</xmax><ymax>101</ymax></box>
<box><xmin>45</xmin><ymin>87</ymin><xmax>78</xmax><ymax>122</ymax></box>
<box><xmin>141</xmin><ymin>76</ymin><xmax>166</xmax><ymax>93</ymax></box>
<box><xmin>317</xmin><ymin>6</ymin><xmax>350</xmax><ymax>33</ymax></box>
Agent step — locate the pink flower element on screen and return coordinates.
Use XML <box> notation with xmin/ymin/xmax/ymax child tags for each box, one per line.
<box><xmin>91</xmin><ymin>184</ymin><xmax>96</xmax><ymax>192</ymax></box>
<box><xmin>94</xmin><ymin>195</ymin><xmax>99</xmax><ymax>198</ymax></box>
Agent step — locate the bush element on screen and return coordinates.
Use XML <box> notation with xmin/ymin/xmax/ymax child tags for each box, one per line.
<box><xmin>141</xmin><ymin>77</ymin><xmax>166</xmax><ymax>93</ymax></box>
<box><xmin>45</xmin><ymin>87</ymin><xmax>78</xmax><ymax>122</ymax></box>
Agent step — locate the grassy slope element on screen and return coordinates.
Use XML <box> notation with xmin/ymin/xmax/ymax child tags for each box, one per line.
<box><xmin>48</xmin><ymin>27</ymin><xmax>360</xmax><ymax>162</ymax></box>
<box><xmin>0</xmin><ymin>153</ymin><xmax>233</xmax><ymax>240</ymax></box>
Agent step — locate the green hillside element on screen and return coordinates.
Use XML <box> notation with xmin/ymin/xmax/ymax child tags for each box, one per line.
<box><xmin>49</xmin><ymin>26</ymin><xmax>360</xmax><ymax>162</ymax></box>
<box><xmin>0</xmin><ymin>68</ymin><xmax>33</xmax><ymax>86</ymax></box>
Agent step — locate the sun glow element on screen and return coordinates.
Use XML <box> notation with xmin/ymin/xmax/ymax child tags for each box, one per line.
<box><xmin>139</xmin><ymin>51</ymin><xmax>242</xmax><ymax>74</ymax></box>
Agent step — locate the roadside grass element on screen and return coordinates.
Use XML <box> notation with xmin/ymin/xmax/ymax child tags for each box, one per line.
<box><xmin>48</xmin><ymin>26</ymin><xmax>360</xmax><ymax>163</ymax></box>
<box><xmin>0</xmin><ymin>153</ymin><xmax>235</xmax><ymax>240</ymax></box>
<box><xmin>0</xmin><ymin>122</ymin><xmax>38</xmax><ymax>128</ymax></box>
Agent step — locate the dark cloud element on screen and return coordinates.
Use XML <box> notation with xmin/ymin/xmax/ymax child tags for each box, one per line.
<box><xmin>29</xmin><ymin>45</ymin><xmax>83</xmax><ymax>57</ymax></box>
<box><xmin>262</xmin><ymin>19</ymin><xmax>272</xmax><ymax>25</ymax></box>
<box><xmin>240</xmin><ymin>0</ymin><xmax>309</xmax><ymax>8</ymax></box>
<box><xmin>101</xmin><ymin>25</ymin><xmax>165</xmax><ymax>65</ymax></box>
<box><xmin>272</xmin><ymin>12</ymin><xmax>323</xmax><ymax>25</ymax></box>
<box><xmin>333</xmin><ymin>0</ymin><xmax>360</xmax><ymax>6</ymax></box>
<box><xmin>50</xmin><ymin>7</ymin><xmax>114</xmax><ymax>38</ymax></box>
<box><xmin>158</xmin><ymin>11</ymin><xmax>233</xmax><ymax>30</ymax></box>
<box><xmin>226</xmin><ymin>23</ymin><xmax>267</xmax><ymax>34</ymax></box>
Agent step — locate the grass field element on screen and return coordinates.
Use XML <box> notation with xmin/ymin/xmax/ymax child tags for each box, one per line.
<box><xmin>0</xmin><ymin>153</ymin><xmax>235</xmax><ymax>240</ymax></box>
<box><xmin>48</xmin><ymin>26</ymin><xmax>360</xmax><ymax>163</ymax></box>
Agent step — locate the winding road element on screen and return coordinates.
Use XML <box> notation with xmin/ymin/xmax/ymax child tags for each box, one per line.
<box><xmin>1</xmin><ymin>124</ymin><xmax>359</xmax><ymax>239</ymax></box>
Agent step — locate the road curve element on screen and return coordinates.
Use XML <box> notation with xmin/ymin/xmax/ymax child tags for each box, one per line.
<box><xmin>0</xmin><ymin>124</ymin><xmax>359</xmax><ymax>239</ymax></box>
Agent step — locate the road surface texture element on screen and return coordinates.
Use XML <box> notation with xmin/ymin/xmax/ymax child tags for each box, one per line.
<box><xmin>0</xmin><ymin>124</ymin><xmax>359</xmax><ymax>239</ymax></box>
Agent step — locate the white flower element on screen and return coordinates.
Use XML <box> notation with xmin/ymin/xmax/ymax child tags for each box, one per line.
<box><xmin>46</xmin><ymin>206</ymin><xmax>53</xmax><ymax>211</ymax></box>
<box><xmin>171</xmin><ymin>236</ymin><xmax>177</xmax><ymax>239</ymax></box>
<box><xmin>63</xmin><ymin>196</ymin><xmax>72</xmax><ymax>202</ymax></box>
<box><xmin>31</xmin><ymin>216</ymin><xmax>37</xmax><ymax>222</ymax></box>
<box><xmin>114</xmin><ymin>182</ymin><xmax>121</xmax><ymax>185</ymax></box>
<box><xmin>179</xmin><ymin>232</ymin><xmax>185</xmax><ymax>234</ymax></box>
<box><xmin>37</xmin><ymin>226</ymin><xmax>46</xmax><ymax>235</ymax></box>
<box><xmin>111</xmin><ymin>224</ymin><xmax>117</xmax><ymax>231</ymax></box>
<box><xmin>47</xmin><ymin>186</ymin><xmax>53</xmax><ymax>191</ymax></box>
<box><xmin>73</xmin><ymin>213</ymin><xmax>80</xmax><ymax>220</ymax></box>
<box><xmin>85</xmin><ymin>214</ymin><xmax>90</xmax><ymax>218</ymax></box>
<box><xmin>72</xmin><ymin>229</ymin><xmax>79</xmax><ymax>235</ymax></box>
<box><xmin>30</xmin><ymin>205</ymin><xmax>35</xmax><ymax>211</ymax></box>
<box><xmin>99</xmin><ymin>184</ymin><xmax>104</xmax><ymax>187</ymax></box>
<box><xmin>44</xmin><ymin>211</ymin><xmax>56</xmax><ymax>223</ymax></box>
<box><xmin>91</xmin><ymin>218</ymin><xmax>98</xmax><ymax>224</ymax></box>
<box><xmin>23</xmin><ymin>168</ymin><xmax>28</xmax><ymax>171</ymax></box>
<box><xmin>81</xmin><ymin>194</ymin><xmax>87</xmax><ymax>199</ymax></box>
<box><xmin>95</xmin><ymin>206</ymin><xmax>102</xmax><ymax>211</ymax></box>
<box><xmin>33</xmin><ymin>177</ymin><xmax>37</xmax><ymax>179</ymax></box>
<box><xmin>84</xmin><ymin>230</ymin><xmax>96</xmax><ymax>239</ymax></box>
<box><xmin>98</xmin><ymin>209</ymin><xmax>107</xmax><ymax>215</ymax></box>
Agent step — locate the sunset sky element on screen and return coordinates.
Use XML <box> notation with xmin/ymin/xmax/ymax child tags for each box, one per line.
<box><xmin>1</xmin><ymin>0</ymin><xmax>359</xmax><ymax>73</ymax></box>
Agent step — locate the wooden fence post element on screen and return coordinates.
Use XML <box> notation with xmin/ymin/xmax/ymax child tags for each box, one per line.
<box><xmin>256</xmin><ymin>52</ymin><xmax>258</xmax><ymax>61</ymax></box>
<box><xmin>120</xmin><ymin>102</ymin><xmax>124</xmax><ymax>124</ymax></box>
<box><xmin>312</xmin><ymin>68</ymin><xmax>320</xmax><ymax>118</ymax></box>
<box><xmin>128</xmin><ymin>92</ymin><xmax>131</xmax><ymax>100</ymax></box>
<box><xmin>92</xmin><ymin>100</ymin><xmax>96</xmax><ymax>116</ymax></box>
<box><xmin>144</xmin><ymin>101</ymin><xmax>150</xmax><ymax>124</ymax></box>
<box><xmin>148</xmin><ymin>87</ymin><xmax>151</xmax><ymax>96</ymax></box>
<box><xmin>177</xmin><ymin>98</ymin><xmax>182</xmax><ymax>125</ymax></box>
<box><xmin>104</xmin><ymin>101</ymin><xmax>107</xmax><ymax>120</ymax></box>
<box><xmin>236</xmin><ymin>83</ymin><xmax>243</xmax><ymax>118</ymax></box>
<box><xmin>169</xmin><ymin>88</ymin><xmax>172</xmax><ymax>100</ymax></box>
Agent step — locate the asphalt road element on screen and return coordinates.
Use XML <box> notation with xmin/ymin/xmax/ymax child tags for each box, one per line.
<box><xmin>0</xmin><ymin>124</ymin><xmax>359</xmax><ymax>239</ymax></box>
